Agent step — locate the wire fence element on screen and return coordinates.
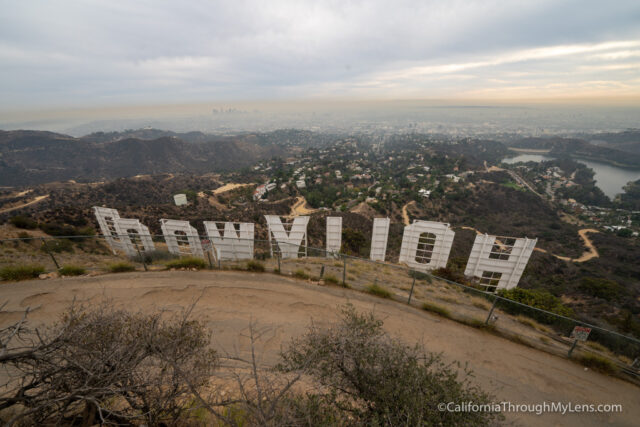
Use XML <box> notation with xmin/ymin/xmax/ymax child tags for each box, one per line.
<box><xmin>1</xmin><ymin>234</ymin><xmax>639</xmax><ymax>381</ymax></box>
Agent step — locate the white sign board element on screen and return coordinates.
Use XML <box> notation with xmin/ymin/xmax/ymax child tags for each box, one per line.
<box><xmin>204</xmin><ymin>221</ymin><xmax>254</xmax><ymax>260</ymax></box>
<box><xmin>570</xmin><ymin>326</ymin><xmax>591</xmax><ymax>341</ymax></box>
<box><xmin>399</xmin><ymin>221</ymin><xmax>454</xmax><ymax>272</ymax></box>
<box><xmin>464</xmin><ymin>234</ymin><xmax>537</xmax><ymax>291</ymax></box>
<box><xmin>370</xmin><ymin>217</ymin><xmax>390</xmax><ymax>261</ymax></box>
<box><xmin>160</xmin><ymin>219</ymin><xmax>204</xmax><ymax>258</ymax></box>
<box><xmin>174</xmin><ymin>194</ymin><xmax>188</xmax><ymax>206</ymax></box>
<box><xmin>326</xmin><ymin>216</ymin><xmax>342</xmax><ymax>256</ymax></box>
<box><xmin>113</xmin><ymin>218</ymin><xmax>155</xmax><ymax>257</ymax></box>
<box><xmin>265</xmin><ymin>215</ymin><xmax>309</xmax><ymax>259</ymax></box>
<box><xmin>93</xmin><ymin>206</ymin><xmax>125</xmax><ymax>254</ymax></box>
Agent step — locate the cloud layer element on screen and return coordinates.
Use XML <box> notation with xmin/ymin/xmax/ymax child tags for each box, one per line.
<box><xmin>1</xmin><ymin>0</ymin><xmax>639</xmax><ymax>109</ymax></box>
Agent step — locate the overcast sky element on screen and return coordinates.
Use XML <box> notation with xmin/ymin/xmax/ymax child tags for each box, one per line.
<box><xmin>1</xmin><ymin>0</ymin><xmax>639</xmax><ymax>111</ymax></box>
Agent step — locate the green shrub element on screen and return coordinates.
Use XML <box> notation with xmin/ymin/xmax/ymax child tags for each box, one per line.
<box><xmin>40</xmin><ymin>239</ymin><xmax>74</xmax><ymax>253</ymax></box>
<box><xmin>460</xmin><ymin>318</ymin><xmax>496</xmax><ymax>332</ymax></box>
<box><xmin>366</xmin><ymin>283</ymin><xmax>392</xmax><ymax>299</ymax></box>
<box><xmin>578</xmin><ymin>277</ymin><xmax>625</xmax><ymax>301</ymax></box>
<box><xmin>108</xmin><ymin>262</ymin><xmax>136</xmax><ymax>273</ymax></box>
<box><xmin>76</xmin><ymin>226</ymin><xmax>96</xmax><ymax>236</ymax></box>
<box><xmin>0</xmin><ymin>264</ymin><xmax>45</xmax><ymax>281</ymax></box>
<box><xmin>59</xmin><ymin>265</ymin><xmax>86</xmax><ymax>276</ymax></box>
<box><xmin>577</xmin><ymin>354</ymin><xmax>618</xmax><ymax>375</ymax></box>
<box><xmin>421</xmin><ymin>302</ymin><xmax>451</xmax><ymax>318</ymax></box>
<box><xmin>138</xmin><ymin>250</ymin><xmax>177</xmax><ymax>264</ymax></box>
<box><xmin>9</xmin><ymin>215</ymin><xmax>38</xmax><ymax>229</ymax></box>
<box><xmin>409</xmin><ymin>270</ymin><xmax>432</xmax><ymax>282</ymax></box>
<box><xmin>293</xmin><ymin>269</ymin><xmax>310</xmax><ymax>280</ymax></box>
<box><xmin>431</xmin><ymin>267</ymin><xmax>470</xmax><ymax>286</ymax></box>
<box><xmin>498</xmin><ymin>288</ymin><xmax>575</xmax><ymax>322</ymax></box>
<box><xmin>165</xmin><ymin>257</ymin><xmax>207</xmax><ymax>270</ymax></box>
<box><xmin>278</xmin><ymin>305</ymin><xmax>501</xmax><ymax>426</ymax></box>
<box><xmin>246</xmin><ymin>260</ymin><xmax>265</xmax><ymax>272</ymax></box>
<box><xmin>39</xmin><ymin>222</ymin><xmax>78</xmax><ymax>236</ymax></box>
<box><xmin>323</xmin><ymin>274</ymin><xmax>339</xmax><ymax>285</ymax></box>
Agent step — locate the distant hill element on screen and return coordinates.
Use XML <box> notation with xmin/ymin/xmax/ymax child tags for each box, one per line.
<box><xmin>509</xmin><ymin>135</ymin><xmax>640</xmax><ymax>168</ymax></box>
<box><xmin>586</xmin><ymin>129</ymin><xmax>640</xmax><ymax>155</ymax></box>
<box><xmin>0</xmin><ymin>129</ymin><xmax>288</xmax><ymax>186</ymax></box>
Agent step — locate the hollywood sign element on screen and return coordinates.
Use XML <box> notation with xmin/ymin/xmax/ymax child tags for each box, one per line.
<box><xmin>93</xmin><ymin>206</ymin><xmax>537</xmax><ymax>291</ymax></box>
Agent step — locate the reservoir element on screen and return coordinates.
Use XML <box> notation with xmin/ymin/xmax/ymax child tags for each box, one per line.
<box><xmin>502</xmin><ymin>154</ymin><xmax>640</xmax><ymax>199</ymax></box>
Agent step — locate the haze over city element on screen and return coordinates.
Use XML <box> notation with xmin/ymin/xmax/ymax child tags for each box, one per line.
<box><xmin>1</xmin><ymin>0</ymin><xmax>639</xmax><ymax>134</ymax></box>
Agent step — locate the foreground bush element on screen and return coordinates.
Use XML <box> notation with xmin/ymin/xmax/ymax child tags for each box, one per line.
<box><xmin>138</xmin><ymin>249</ymin><xmax>177</xmax><ymax>264</ymax></box>
<box><xmin>577</xmin><ymin>353</ymin><xmax>619</xmax><ymax>375</ymax></box>
<box><xmin>422</xmin><ymin>302</ymin><xmax>452</xmax><ymax>318</ymax></box>
<box><xmin>0</xmin><ymin>264</ymin><xmax>45</xmax><ymax>281</ymax></box>
<box><xmin>166</xmin><ymin>257</ymin><xmax>207</xmax><ymax>270</ymax></box>
<box><xmin>366</xmin><ymin>283</ymin><xmax>392</xmax><ymax>299</ymax></box>
<box><xmin>246</xmin><ymin>260</ymin><xmax>265</xmax><ymax>272</ymax></box>
<box><xmin>108</xmin><ymin>262</ymin><xmax>136</xmax><ymax>273</ymax></box>
<box><xmin>0</xmin><ymin>303</ymin><xmax>216</xmax><ymax>425</ymax></box>
<box><xmin>293</xmin><ymin>269</ymin><xmax>310</xmax><ymax>280</ymax></box>
<box><xmin>323</xmin><ymin>274</ymin><xmax>340</xmax><ymax>285</ymax></box>
<box><xmin>58</xmin><ymin>265</ymin><xmax>86</xmax><ymax>276</ymax></box>
<box><xmin>277</xmin><ymin>305</ymin><xmax>500</xmax><ymax>426</ymax></box>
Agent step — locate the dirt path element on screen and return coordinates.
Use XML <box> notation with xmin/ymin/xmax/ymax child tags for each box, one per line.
<box><xmin>460</xmin><ymin>226</ymin><xmax>600</xmax><ymax>263</ymax></box>
<box><xmin>288</xmin><ymin>196</ymin><xmax>318</xmax><ymax>217</ymax></box>
<box><xmin>213</xmin><ymin>183</ymin><xmax>254</xmax><ymax>195</ymax></box>
<box><xmin>0</xmin><ymin>271</ymin><xmax>636</xmax><ymax>426</ymax></box>
<box><xmin>0</xmin><ymin>195</ymin><xmax>49</xmax><ymax>214</ymax></box>
<box><xmin>401</xmin><ymin>200</ymin><xmax>416</xmax><ymax>226</ymax></box>
<box><xmin>483</xmin><ymin>160</ymin><xmax>504</xmax><ymax>172</ymax></box>
<box><xmin>533</xmin><ymin>228</ymin><xmax>600</xmax><ymax>262</ymax></box>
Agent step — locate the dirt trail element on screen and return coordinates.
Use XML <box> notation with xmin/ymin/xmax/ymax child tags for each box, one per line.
<box><xmin>0</xmin><ymin>271</ymin><xmax>636</xmax><ymax>427</ymax></box>
<box><xmin>0</xmin><ymin>195</ymin><xmax>49</xmax><ymax>214</ymax></box>
<box><xmin>401</xmin><ymin>201</ymin><xmax>416</xmax><ymax>226</ymax></box>
<box><xmin>460</xmin><ymin>226</ymin><xmax>600</xmax><ymax>263</ymax></box>
<box><xmin>213</xmin><ymin>183</ymin><xmax>254</xmax><ymax>195</ymax></box>
<box><xmin>288</xmin><ymin>196</ymin><xmax>318</xmax><ymax>217</ymax></box>
<box><xmin>483</xmin><ymin>160</ymin><xmax>504</xmax><ymax>172</ymax></box>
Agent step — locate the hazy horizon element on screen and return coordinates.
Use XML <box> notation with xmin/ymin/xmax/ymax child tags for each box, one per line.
<box><xmin>1</xmin><ymin>1</ymin><xmax>639</xmax><ymax>117</ymax></box>
<box><xmin>1</xmin><ymin>99</ymin><xmax>639</xmax><ymax>137</ymax></box>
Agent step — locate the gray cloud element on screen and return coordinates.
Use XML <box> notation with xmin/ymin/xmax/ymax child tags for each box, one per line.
<box><xmin>1</xmin><ymin>0</ymin><xmax>639</xmax><ymax>109</ymax></box>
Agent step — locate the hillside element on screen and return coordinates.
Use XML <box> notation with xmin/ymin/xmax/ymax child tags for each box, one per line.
<box><xmin>0</xmin><ymin>130</ymin><xmax>288</xmax><ymax>186</ymax></box>
<box><xmin>508</xmin><ymin>136</ymin><xmax>640</xmax><ymax>168</ymax></box>
<box><xmin>1</xmin><ymin>271</ymin><xmax>638</xmax><ymax>426</ymax></box>
<box><xmin>586</xmin><ymin>129</ymin><xmax>640</xmax><ymax>155</ymax></box>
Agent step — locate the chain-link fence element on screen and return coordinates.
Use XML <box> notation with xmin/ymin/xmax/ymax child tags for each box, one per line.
<box><xmin>1</xmin><ymin>234</ymin><xmax>639</xmax><ymax>382</ymax></box>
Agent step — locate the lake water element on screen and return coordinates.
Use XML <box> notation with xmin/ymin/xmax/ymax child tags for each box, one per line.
<box><xmin>502</xmin><ymin>154</ymin><xmax>640</xmax><ymax>199</ymax></box>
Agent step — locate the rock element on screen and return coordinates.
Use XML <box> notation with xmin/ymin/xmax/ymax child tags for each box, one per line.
<box><xmin>39</xmin><ymin>273</ymin><xmax>48</xmax><ymax>280</ymax></box>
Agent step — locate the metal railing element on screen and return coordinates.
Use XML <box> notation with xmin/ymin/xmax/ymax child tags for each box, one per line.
<box><xmin>1</xmin><ymin>234</ymin><xmax>639</xmax><ymax>381</ymax></box>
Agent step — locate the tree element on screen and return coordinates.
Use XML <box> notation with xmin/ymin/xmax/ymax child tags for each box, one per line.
<box><xmin>0</xmin><ymin>302</ymin><xmax>216</xmax><ymax>426</ymax></box>
<box><xmin>277</xmin><ymin>305</ymin><xmax>500</xmax><ymax>426</ymax></box>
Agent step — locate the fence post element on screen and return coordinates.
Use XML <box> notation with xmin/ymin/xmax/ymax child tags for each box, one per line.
<box><xmin>277</xmin><ymin>253</ymin><xmax>281</xmax><ymax>273</ymax></box>
<box><xmin>568</xmin><ymin>339</ymin><xmax>579</xmax><ymax>358</ymax></box>
<box><xmin>136</xmin><ymin>245</ymin><xmax>148</xmax><ymax>271</ymax></box>
<box><xmin>41</xmin><ymin>238</ymin><xmax>60</xmax><ymax>270</ymax></box>
<box><xmin>319</xmin><ymin>265</ymin><xmax>325</xmax><ymax>279</ymax></box>
<box><xmin>485</xmin><ymin>296</ymin><xmax>499</xmax><ymax>325</ymax></box>
<box><xmin>407</xmin><ymin>274</ymin><xmax>416</xmax><ymax>305</ymax></box>
<box><xmin>206</xmin><ymin>250</ymin><xmax>214</xmax><ymax>269</ymax></box>
<box><xmin>342</xmin><ymin>256</ymin><xmax>347</xmax><ymax>285</ymax></box>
